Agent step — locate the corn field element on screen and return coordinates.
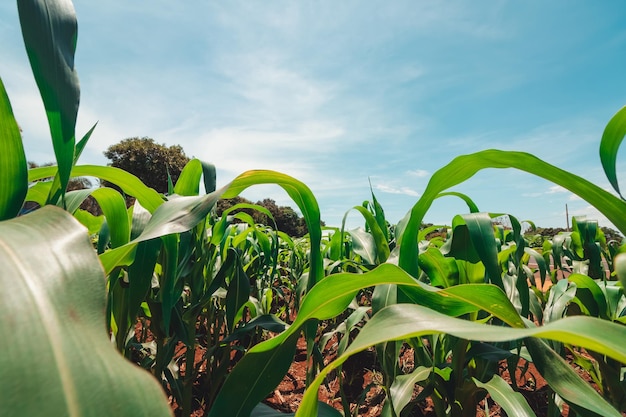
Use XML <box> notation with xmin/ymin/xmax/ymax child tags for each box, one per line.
<box><xmin>2</xmin><ymin>2</ymin><xmax>626</xmax><ymax>417</ymax></box>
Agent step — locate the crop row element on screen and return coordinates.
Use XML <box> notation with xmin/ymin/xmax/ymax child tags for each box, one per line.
<box><xmin>2</xmin><ymin>2</ymin><xmax>626</xmax><ymax>417</ymax></box>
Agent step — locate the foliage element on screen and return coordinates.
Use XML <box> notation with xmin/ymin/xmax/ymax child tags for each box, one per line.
<box><xmin>526</xmin><ymin>225</ymin><xmax>623</xmax><ymax>248</ymax></box>
<box><xmin>217</xmin><ymin>196</ymin><xmax>317</xmax><ymax>237</ymax></box>
<box><xmin>3</xmin><ymin>2</ymin><xmax>626</xmax><ymax>417</ymax></box>
<box><xmin>103</xmin><ymin>136</ymin><xmax>190</xmax><ymax>194</ymax></box>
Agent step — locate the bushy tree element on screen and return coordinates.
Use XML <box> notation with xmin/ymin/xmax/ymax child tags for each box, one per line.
<box><xmin>103</xmin><ymin>137</ymin><xmax>190</xmax><ymax>194</ymax></box>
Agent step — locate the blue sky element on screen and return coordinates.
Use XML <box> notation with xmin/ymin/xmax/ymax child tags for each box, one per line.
<box><xmin>2</xmin><ymin>1</ymin><xmax>626</xmax><ymax>230</ymax></box>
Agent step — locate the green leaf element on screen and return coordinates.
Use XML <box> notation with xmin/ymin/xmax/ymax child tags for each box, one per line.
<box><xmin>64</xmin><ymin>187</ymin><xmax>129</xmax><ymax>248</ymax></box>
<box><xmin>222</xmin><ymin>170</ymin><xmax>323</xmax><ymax>289</ymax></box>
<box><xmin>226</xmin><ymin>251</ymin><xmax>251</xmax><ymax>332</ymax></box>
<box><xmin>250</xmin><ymin>401</ymin><xmax>342</xmax><ymax>417</ymax></box>
<box><xmin>0</xmin><ymin>78</ymin><xmax>27</xmax><ymax>220</ymax></box>
<box><xmin>419</xmin><ymin>247</ymin><xmax>459</xmax><ymax>288</ymax></box>
<box><xmin>29</xmin><ymin>165</ymin><xmax>164</xmax><ymax>213</ymax></box>
<box><xmin>473</xmin><ymin>375</ymin><xmax>536</xmax><ymax>417</ymax></box>
<box><xmin>569</xmin><ymin>273</ymin><xmax>609</xmax><ymax>319</ymax></box>
<box><xmin>174</xmin><ymin>159</ymin><xmax>203</xmax><ymax>196</ymax></box>
<box><xmin>347</xmin><ymin>227</ymin><xmax>376</xmax><ymax>265</ymax></box>
<box><xmin>345</xmin><ymin>205</ymin><xmax>390</xmax><ymax>264</ymax></box>
<box><xmin>388</xmin><ymin>367</ymin><xmax>432</xmax><ymax>416</ymax></box>
<box><xmin>436</xmin><ymin>191</ymin><xmax>480</xmax><ymax>213</ymax></box>
<box><xmin>0</xmin><ymin>206</ymin><xmax>172</xmax><ymax>416</ymax></box>
<box><xmin>210</xmin><ymin>263</ymin><xmax>523</xmax><ymax>417</ymax></box>
<box><xmin>207</xmin><ymin>330</ymin><xmax>301</xmax><ymax>417</ymax></box>
<box><xmin>398</xmin><ymin>149</ymin><xmax>626</xmax><ymax>277</ymax></box>
<box><xmin>73</xmin><ymin>209</ymin><xmax>103</xmax><ymax>235</ymax></box>
<box><xmin>73</xmin><ymin>122</ymin><xmax>97</xmax><ymax>165</ymax></box>
<box><xmin>25</xmin><ymin>180</ymin><xmax>53</xmax><ymax>208</ymax></box>
<box><xmin>600</xmin><ymin>106</ymin><xmax>626</xmax><ymax>199</ymax></box>
<box><xmin>524</xmin><ymin>337</ymin><xmax>618</xmax><ymax>417</ymax></box>
<box><xmin>202</xmin><ymin>160</ymin><xmax>217</xmax><ymax>194</ymax></box>
<box><xmin>297</xmin><ymin>304</ymin><xmax>626</xmax><ymax>417</ymax></box>
<box><xmin>18</xmin><ymin>0</ymin><xmax>80</xmax><ymax>203</ymax></box>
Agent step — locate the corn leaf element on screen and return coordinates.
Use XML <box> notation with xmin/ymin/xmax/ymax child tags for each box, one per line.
<box><xmin>600</xmin><ymin>106</ymin><xmax>626</xmax><ymax>199</ymax></box>
<box><xmin>0</xmin><ymin>78</ymin><xmax>27</xmax><ymax>220</ymax></box>
<box><xmin>297</xmin><ymin>304</ymin><xmax>626</xmax><ymax>417</ymax></box>
<box><xmin>223</xmin><ymin>170</ymin><xmax>323</xmax><ymax>288</ymax></box>
<box><xmin>29</xmin><ymin>165</ymin><xmax>164</xmax><ymax>213</ymax></box>
<box><xmin>0</xmin><ymin>206</ymin><xmax>172</xmax><ymax>417</ymax></box>
<box><xmin>174</xmin><ymin>159</ymin><xmax>203</xmax><ymax>196</ymax></box>
<box><xmin>18</xmin><ymin>0</ymin><xmax>79</xmax><ymax>203</ymax></box>
<box><xmin>208</xmin><ymin>263</ymin><xmax>522</xmax><ymax>417</ymax></box>
<box><xmin>398</xmin><ymin>150</ymin><xmax>626</xmax><ymax>277</ymax></box>
<box><xmin>473</xmin><ymin>375</ymin><xmax>536</xmax><ymax>417</ymax></box>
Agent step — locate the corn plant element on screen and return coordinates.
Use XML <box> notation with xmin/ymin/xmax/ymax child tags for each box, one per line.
<box><xmin>0</xmin><ymin>1</ymin><xmax>173</xmax><ymax>416</ymax></box>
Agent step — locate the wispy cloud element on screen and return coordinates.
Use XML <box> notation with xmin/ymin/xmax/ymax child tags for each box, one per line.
<box><xmin>375</xmin><ymin>184</ymin><xmax>420</xmax><ymax>197</ymax></box>
<box><xmin>547</xmin><ymin>185</ymin><xmax>568</xmax><ymax>194</ymax></box>
<box><xmin>406</xmin><ymin>169</ymin><xmax>430</xmax><ymax>178</ymax></box>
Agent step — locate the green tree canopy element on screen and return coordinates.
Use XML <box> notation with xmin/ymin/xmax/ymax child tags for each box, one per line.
<box><xmin>103</xmin><ymin>137</ymin><xmax>190</xmax><ymax>194</ymax></box>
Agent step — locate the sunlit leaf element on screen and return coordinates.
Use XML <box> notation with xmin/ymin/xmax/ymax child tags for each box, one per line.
<box><xmin>18</xmin><ymin>0</ymin><xmax>80</xmax><ymax>203</ymax></box>
<box><xmin>0</xmin><ymin>206</ymin><xmax>172</xmax><ymax>416</ymax></box>
<box><xmin>0</xmin><ymin>78</ymin><xmax>27</xmax><ymax>220</ymax></box>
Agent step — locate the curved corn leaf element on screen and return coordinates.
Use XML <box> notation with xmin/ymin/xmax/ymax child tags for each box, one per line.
<box><xmin>388</xmin><ymin>366</ymin><xmax>432</xmax><ymax>416</ymax></box>
<box><xmin>437</xmin><ymin>191</ymin><xmax>480</xmax><ymax>213</ymax></box>
<box><xmin>174</xmin><ymin>159</ymin><xmax>203</xmax><ymax>196</ymax></box>
<box><xmin>0</xmin><ymin>206</ymin><xmax>172</xmax><ymax>417</ymax></box>
<box><xmin>18</xmin><ymin>0</ymin><xmax>79</xmax><ymax>203</ymax></box>
<box><xmin>0</xmin><ymin>78</ymin><xmax>27</xmax><ymax>220</ymax></box>
<box><xmin>442</xmin><ymin>213</ymin><xmax>502</xmax><ymax>288</ymax></box>
<box><xmin>343</xmin><ymin>205</ymin><xmax>390</xmax><ymax>264</ymax></box>
<box><xmin>90</xmin><ymin>188</ymin><xmax>130</xmax><ymax>248</ymax></box>
<box><xmin>398</xmin><ymin>150</ymin><xmax>626</xmax><ymax>277</ymax></box>
<box><xmin>569</xmin><ymin>273</ymin><xmax>609</xmax><ymax>319</ymax></box>
<box><xmin>600</xmin><ymin>106</ymin><xmax>626</xmax><ymax>199</ymax></box>
<box><xmin>208</xmin><ymin>263</ymin><xmax>522</xmax><ymax>417</ymax></box>
<box><xmin>297</xmin><ymin>304</ymin><xmax>626</xmax><ymax>417</ymax></box>
<box><xmin>419</xmin><ymin>247</ymin><xmax>459</xmax><ymax>287</ymax></box>
<box><xmin>29</xmin><ymin>165</ymin><xmax>164</xmax><ymax>213</ymax></box>
<box><xmin>65</xmin><ymin>187</ymin><xmax>129</xmax><ymax>248</ymax></box>
<box><xmin>473</xmin><ymin>375</ymin><xmax>536</xmax><ymax>417</ymax></box>
<box><xmin>222</xmin><ymin>170</ymin><xmax>323</xmax><ymax>288</ymax></box>
<box><xmin>347</xmin><ymin>227</ymin><xmax>376</xmax><ymax>265</ymax></box>
<box><xmin>523</xmin><ymin>337</ymin><xmax>614</xmax><ymax>417</ymax></box>
<box><xmin>202</xmin><ymin>160</ymin><xmax>217</xmax><ymax>194</ymax></box>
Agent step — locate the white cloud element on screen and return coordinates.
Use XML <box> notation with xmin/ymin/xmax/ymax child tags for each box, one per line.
<box><xmin>406</xmin><ymin>169</ymin><xmax>430</xmax><ymax>178</ymax></box>
<box><xmin>546</xmin><ymin>185</ymin><xmax>567</xmax><ymax>194</ymax></box>
<box><xmin>375</xmin><ymin>184</ymin><xmax>420</xmax><ymax>197</ymax></box>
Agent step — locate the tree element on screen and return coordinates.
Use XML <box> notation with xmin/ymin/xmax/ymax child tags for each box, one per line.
<box><xmin>103</xmin><ymin>137</ymin><xmax>190</xmax><ymax>194</ymax></box>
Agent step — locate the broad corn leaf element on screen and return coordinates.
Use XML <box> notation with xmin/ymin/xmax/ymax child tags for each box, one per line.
<box><xmin>208</xmin><ymin>263</ymin><xmax>522</xmax><ymax>417</ymax></box>
<box><xmin>398</xmin><ymin>150</ymin><xmax>626</xmax><ymax>277</ymax></box>
<box><xmin>473</xmin><ymin>375</ymin><xmax>536</xmax><ymax>417</ymax></box>
<box><xmin>18</xmin><ymin>0</ymin><xmax>80</xmax><ymax>203</ymax></box>
<box><xmin>0</xmin><ymin>206</ymin><xmax>172</xmax><ymax>417</ymax></box>
<box><xmin>600</xmin><ymin>105</ymin><xmax>626</xmax><ymax>199</ymax></box>
<box><xmin>0</xmin><ymin>78</ymin><xmax>27</xmax><ymax>220</ymax></box>
<box><xmin>297</xmin><ymin>304</ymin><xmax>626</xmax><ymax>417</ymax></box>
